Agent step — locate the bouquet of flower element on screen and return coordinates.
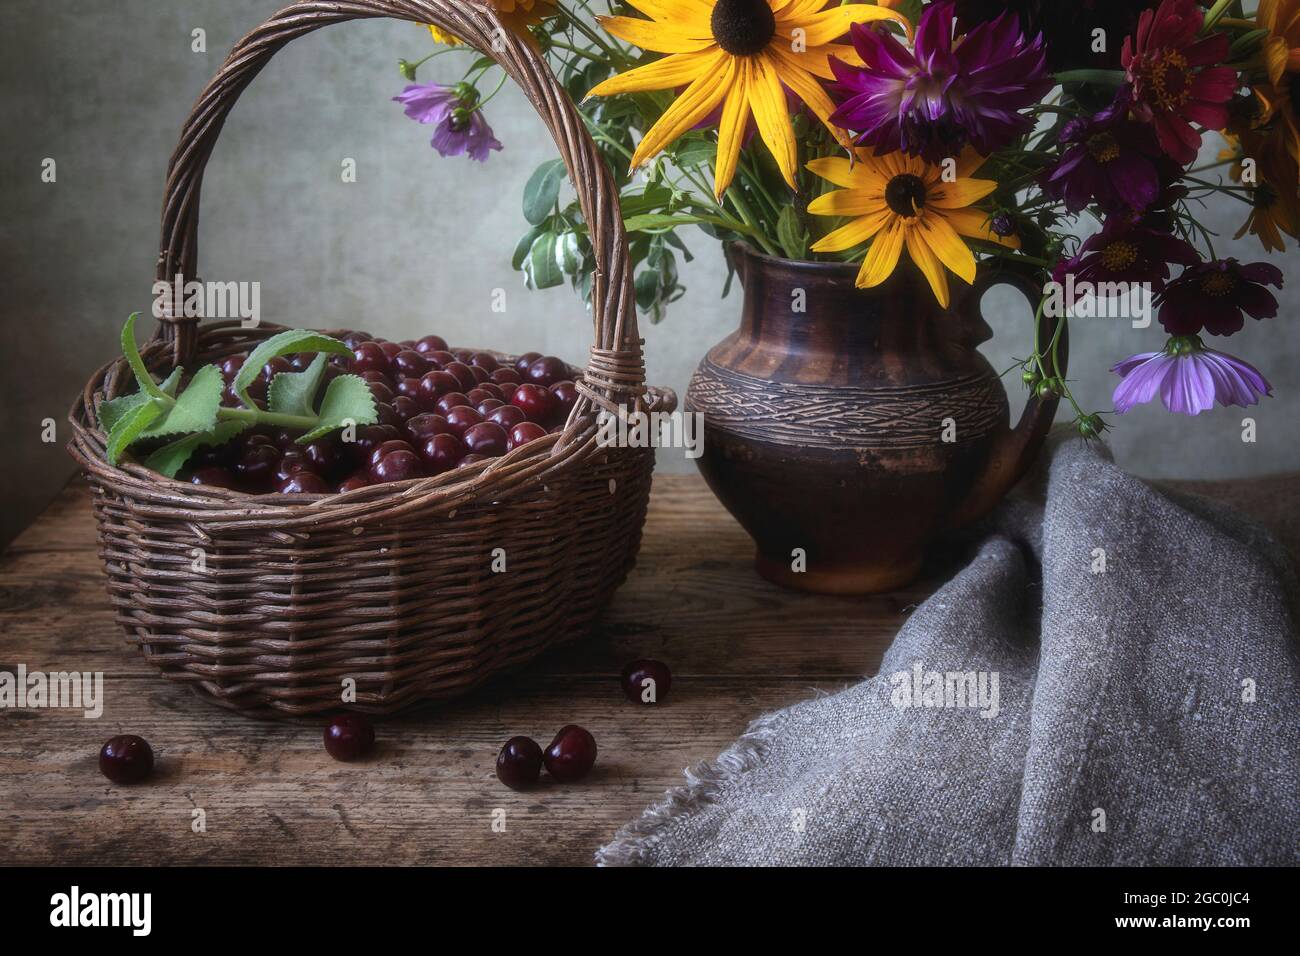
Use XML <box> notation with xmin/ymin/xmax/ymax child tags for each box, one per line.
<box><xmin>393</xmin><ymin>0</ymin><xmax>1297</xmax><ymax>434</ymax></box>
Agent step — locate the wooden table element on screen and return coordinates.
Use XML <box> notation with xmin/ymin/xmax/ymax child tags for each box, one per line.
<box><xmin>2</xmin><ymin>471</ymin><xmax>1295</xmax><ymax>866</ymax></box>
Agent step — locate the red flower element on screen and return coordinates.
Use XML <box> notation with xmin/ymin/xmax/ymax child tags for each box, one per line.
<box><xmin>1121</xmin><ymin>0</ymin><xmax>1238</xmax><ymax>164</ymax></box>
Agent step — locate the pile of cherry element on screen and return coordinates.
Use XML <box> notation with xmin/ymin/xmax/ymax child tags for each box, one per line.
<box><xmin>187</xmin><ymin>331</ymin><xmax>580</xmax><ymax>494</ymax></box>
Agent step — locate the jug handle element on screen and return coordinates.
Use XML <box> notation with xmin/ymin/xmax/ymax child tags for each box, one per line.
<box><xmin>945</xmin><ymin>266</ymin><xmax>1069</xmax><ymax>529</ymax></box>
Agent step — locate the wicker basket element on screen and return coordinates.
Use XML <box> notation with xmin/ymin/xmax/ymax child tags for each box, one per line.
<box><xmin>67</xmin><ymin>0</ymin><xmax>675</xmax><ymax>719</ymax></box>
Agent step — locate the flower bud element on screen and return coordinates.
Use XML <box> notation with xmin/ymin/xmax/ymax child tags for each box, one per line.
<box><xmin>398</xmin><ymin>59</ymin><xmax>418</xmax><ymax>82</ymax></box>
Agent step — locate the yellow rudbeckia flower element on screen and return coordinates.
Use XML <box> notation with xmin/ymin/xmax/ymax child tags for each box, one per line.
<box><xmin>587</xmin><ymin>0</ymin><xmax>911</xmax><ymax>199</ymax></box>
<box><xmin>807</xmin><ymin>149</ymin><xmax>1017</xmax><ymax>309</ymax></box>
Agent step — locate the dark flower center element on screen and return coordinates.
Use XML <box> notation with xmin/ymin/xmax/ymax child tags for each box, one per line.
<box><xmin>449</xmin><ymin>107</ymin><xmax>472</xmax><ymax>132</ymax></box>
<box><xmin>711</xmin><ymin>0</ymin><xmax>777</xmax><ymax>56</ymax></box>
<box><xmin>1148</xmin><ymin>51</ymin><xmax>1191</xmax><ymax>110</ymax></box>
<box><xmin>885</xmin><ymin>174</ymin><xmax>928</xmax><ymax>217</ymax></box>
<box><xmin>1254</xmin><ymin>183</ymin><xmax>1278</xmax><ymax>210</ymax></box>
<box><xmin>1101</xmin><ymin>240</ymin><xmax>1138</xmax><ymax>272</ymax></box>
<box><xmin>1201</xmin><ymin>272</ymin><xmax>1236</xmax><ymax>298</ymax></box>
<box><xmin>1086</xmin><ymin>132</ymin><xmax>1121</xmax><ymax>163</ymax></box>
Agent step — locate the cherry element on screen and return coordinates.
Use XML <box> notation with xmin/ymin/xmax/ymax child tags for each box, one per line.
<box><xmin>419</xmin><ymin>370</ymin><xmax>461</xmax><ymax>404</ymax></box>
<box><xmin>219</xmin><ymin>355</ymin><xmax>246</xmax><ymax>381</ymax></box>
<box><xmin>277</xmin><ymin>472</ymin><xmax>331</xmax><ymax>494</ymax></box>
<box><xmin>99</xmin><ymin>734</ymin><xmax>154</xmax><ymax>784</ymax></box>
<box><xmin>395</xmin><ymin>376</ymin><xmax>424</xmax><ymax>401</ymax></box>
<box><xmin>275</xmin><ymin>450</ymin><xmax>313</xmax><ymax>483</ymax></box>
<box><xmin>190</xmin><ymin>466</ymin><xmax>239</xmax><ymax>490</ymax></box>
<box><xmin>235</xmin><ymin>437</ymin><xmax>281</xmax><ymax>487</ymax></box>
<box><xmin>337</xmin><ymin>471</ymin><xmax>370</xmax><ymax>493</ymax></box>
<box><xmin>420</xmin><ymin>433</ymin><xmax>466</xmax><ymax>474</ymax></box>
<box><xmin>495</xmin><ymin>736</ymin><xmax>543</xmax><ymax>790</ymax></box>
<box><xmin>444</xmin><ymin>361</ymin><xmax>478</xmax><ymax>392</ymax></box>
<box><xmin>262</xmin><ymin>356</ymin><xmax>293</xmax><ymax>383</ymax></box>
<box><xmin>466</xmin><ymin>386</ymin><xmax>500</xmax><ymax>407</ymax></box>
<box><xmin>426</xmin><ymin>350</ymin><xmax>457</xmax><ymax>367</ymax></box>
<box><xmin>341</xmin><ymin>331</ymin><xmax>374</xmax><ymax>349</ymax></box>
<box><xmin>488</xmin><ymin>405</ymin><xmax>527</xmax><ymax>431</ymax></box>
<box><xmin>435</xmin><ymin>392</ymin><xmax>471</xmax><ymax>416</ymax></box>
<box><xmin>347</xmin><ymin>424</ymin><xmax>401</xmax><ymax>462</ymax></box>
<box><xmin>543</xmin><ymin>725</ymin><xmax>597</xmax><ymax>783</ymax></box>
<box><xmin>514</xmin><ymin>351</ymin><xmax>543</xmax><ymax>374</ymax></box>
<box><xmin>377</xmin><ymin>341</ymin><xmax>403</xmax><ymax>360</ymax></box>
<box><xmin>371</xmin><ymin>450</ymin><xmax>425</xmax><ymax>483</ymax></box>
<box><xmin>550</xmin><ymin>380</ymin><xmax>579</xmax><ymax>420</ymax></box>
<box><xmin>445</xmin><ymin>406</ymin><xmax>485</xmax><ymax>439</ymax></box>
<box><xmin>491</xmin><ymin>368</ymin><xmax>522</xmax><ymax>387</ymax></box>
<box><xmin>620</xmin><ymin>659</ymin><xmax>672</xmax><ymax>704</ymax></box>
<box><xmin>470</xmin><ymin>352</ymin><xmax>500</xmax><ymax>372</ymax></box>
<box><xmin>452</xmin><ymin>348</ymin><xmax>475</xmax><ymax>364</ymax></box>
<box><xmin>374</xmin><ymin>402</ymin><xmax>405</xmax><ymax>430</ymax></box>
<box><xmin>458</xmin><ymin>453</ymin><xmax>488</xmax><ymax>468</ymax></box>
<box><xmin>360</xmin><ymin>370</ymin><xmax>392</xmax><ymax>385</ymax></box>
<box><xmin>369</xmin><ymin>439</ymin><xmax>417</xmax><ymax>468</ymax></box>
<box><xmin>302</xmin><ymin>438</ymin><xmax>340</xmax><ymax>474</ymax></box>
<box><xmin>415</xmin><ymin>334</ymin><xmax>448</xmax><ymax>354</ymax></box>
<box><xmin>477</xmin><ymin>399</ymin><xmax>505</xmax><ymax>416</ymax></box>
<box><xmin>406</xmin><ymin>413</ymin><xmax>452</xmax><ymax>443</ymax></box>
<box><xmin>469</xmin><ymin>365</ymin><xmax>490</xmax><ymax>385</ymax></box>
<box><xmin>511</xmin><ymin>384</ymin><xmax>557</xmax><ymax>424</ymax></box>
<box><xmin>392</xmin><ymin>395</ymin><xmax>423</xmax><ymax>421</ymax></box>
<box><xmin>463</xmin><ymin>421</ymin><xmax>509</xmax><ymax>457</ymax></box>
<box><xmin>507</xmin><ymin>421</ymin><xmax>548</xmax><ymax>451</ymax></box>
<box><xmin>526</xmin><ymin>356</ymin><xmax>569</xmax><ymax>388</ymax></box>
<box><xmin>323</xmin><ymin>714</ymin><xmax>375</xmax><ymax>762</ymax></box>
<box><xmin>367</xmin><ymin>380</ymin><xmax>395</xmax><ymax>405</ymax></box>
<box><xmin>352</xmin><ymin>342</ymin><xmax>391</xmax><ymax>376</ymax></box>
<box><xmin>393</xmin><ymin>349</ymin><xmax>430</xmax><ymax>379</ymax></box>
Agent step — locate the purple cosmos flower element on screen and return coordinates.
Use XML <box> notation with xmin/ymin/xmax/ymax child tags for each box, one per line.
<box><xmin>393</xmin><ymin>83</ymin><xmax>503</xmax><ymax>162</ymax></box>
<box><xmin>1112</xmin><ymin>337</ymin><xmax>1272</xmax><ymax>415</ymax></box>
<box><xmin>829</xmin><ymin>0</ymin><xmax>1052</xmax><ymax>163</ymax></box>
<box><xmin>1156</xmin><ymin>259</ymin><xmax>1284</xmax><ymax>337</ymax></box>
<box><xmin>1054</xmin><ymin>216</ymin><xmax>1198</xmax><ymax>291</ymax></box>
<box><xmin>1042</xmin><ymin>90</ymin><xmax>1165</xmax><ymax>214</ymax></box>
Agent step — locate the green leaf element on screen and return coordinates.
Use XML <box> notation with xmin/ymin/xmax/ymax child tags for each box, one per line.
<box><xmin>141</xmin><ymin>364</ymin><xmax>224</xmax><ymax>438</ymax></box>
<box><xmin>526</xmin><ymin>232</ymin><xmax>564</xmax><ymax>290</ymax></box>
<box><xmin>556</xmin><ymin>232</ymin><xmax>582</xmax><ymax>275</ymax></box>
<box><xmin>232</xmin><ymin>330</ymin><xmax>351</xmax><ymax>402</ymax></box>
<box><xmin>624</xmin><ymin>213</ymin><xmax>706</xmax><ymax>233</ymax></box>
<box><xmin>522</xmin><ymin>159</ymin><xmax>566</xmax><ymax>226</ymax></box>
<box><xmin>776</xmin><ymin>205</ymin><xmax>808</xmax><ymax>260</ymax></box>
<box><xmin>634</xmin><ymin>270</ymin><xmax>662</xmax><ymax>312</ymax></box>
<box><xmin>105</xmin><ymin>398</ymin><xmax>164</xmax><ymax>467</ymax></box>
<box><xmin>513</xmin><ymin>225</ymin><xmax>545</xmax><ymax>271</ymax></box>
<box><xmin>120</xmin><ymin>313</ymin><xmax>168</xmax><ymax>399</ymax></box>
<box><xmin>670</xmin><ymin>137</ymin><xmax>716</xmax><ymax>171</ymax></box>
<box><xmin>143</xmin><ymin>420</ymin><xmax>250</xmax><ymax>479</ymax></box>
<box><xmin>296</xmin><ymin>374</ymin><xmax>378</xmax><ymax>443</ymax></box>
<box><xmin>268</xmin><ymin>354</ymin><xmax>327</xmax><ymax>419</ymax></box>
<box><xmin>98</xmin><ymin>368</ymin><xmax>182</xmax><ymax>432</ymax></box>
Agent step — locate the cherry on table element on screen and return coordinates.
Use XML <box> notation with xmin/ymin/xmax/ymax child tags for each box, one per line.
<box><xmin>324</xmin><ymin>714</ymin><xmax>375</xmax><ymax>762</ymax></box>
<box><xmin>620</xmin><ymin>659</ymin><xmax>672</xmax><ymax>704</ymax></box>
<box><xmin>496</xmin><ymin>736</ymin><xmax>543</xmax><ymax>790</ymax></box>
<box><xmin>543</xmin><ymin>725</ymin><xmax>597</xmax><ymax>783</ymax></box>
<box><xmin>99</xmin><ymin>734</ymin><xmax>154</xmax><ymax>784</ymax></box>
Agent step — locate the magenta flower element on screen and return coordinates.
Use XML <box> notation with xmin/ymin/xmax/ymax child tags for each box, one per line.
<box><xmin>829</xmin><ymin>0</ymin><xmax>1052</xmax><ymax>163</ymax></box>
<box><xmin>1157</xmin><ymin>259</ymin><xmax>1284</xmax><ymax>336</ymax></box>
<box><xmin>1120</xmin><ymin>0</ymin><xmax>1238</xmax><ymax>165</ymax></box>
<box><xmin>393</xmin><ymin>83</ymin><xmax>502</xmax><ymax>162</ymax></box>
<box><xmin>1112</xmin><ymin>338</ymin><xmax>1272</xmax><ymax>415</ymax></box>
<box><xmin>1042</xmin><ymin>90</ymin><xmax>1165</xmax><ymax>214</ymax></box>
<box><xmin>1054</xmin><ymin>216</ymin><xmax>1199</xmax><ymax>290</ymax></box>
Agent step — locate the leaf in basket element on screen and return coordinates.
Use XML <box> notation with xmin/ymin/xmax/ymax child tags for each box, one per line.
<box><xmin>143</xmin><ymin>420</ymin><xmax>251</xmax><ymax>479</ymax></box>
<box><xmin>268</xmin><ymin>354</ymin><xmax>328</xmax><ymax>418</ymax></box>
<box><xmin>525</xmin><ymin>232</ymin><xmax>565</xmax><ymax>290</ymax></box>
<box><xmin>140</xmin><ymin>364</ymin><xmax>224</xmax><ymax>439</ymax></box>
<box><xmin>522</xmin><ymin>159</ymin><xmax>566</xmax><ymax>226</ymax></box>
<box><xmin>105</xmin><ymin>398</ymin><xmax>164</xmax><ymax>467</ymax></box>
<box><xmin>295</xmin><ymin>374</ymin><xmax>377</xmax><ymax>443</ymax></box>
<box><xmin>119</xmin><ymin>313</ymin><xmax>169</xmax><ymax>400</ymax></box>
<box><xmin>98</xmin><ymin>367</ymin><xmax>182</xmax><ymax>433</ymax></box>
<box><xmin>231</xmin><ymin>330</ymin><xmax>352</xmax><ymax>405</ymax></box>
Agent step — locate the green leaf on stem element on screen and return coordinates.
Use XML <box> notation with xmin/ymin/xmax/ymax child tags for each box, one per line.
<box><xmin>141</xmin><ymin>364</ymin><xmax>224</xmax><ymax>439</ymax></box>
<box><xmin>268</xmin><ymin>354</ymin><xmax>328</xmax><ymax>419</ymax></box>
<box><xmin>525</xmin><ymin>232</ymin><xmax>564</xmax><ymax>289</ymax></box>
<box><xmin>232</xmin><ymin>330</ymin><xmax>352</xmax><ymax>404</ymax></box>
<box><xmin>523</xmin><ymin>159</ymin><xmax>567</xmax><ymax>226</ymax></box>
<box><xmin>143</xmin><ymin>420</ymin><xmax>251</xmax><ymax>479</ymax></box>
<box><xmin>513</xmin><ymin>225</ymin><xmax>545</xmax><ymax>270</ymax></box>
<box><xmin>98</xmin><ymin>367</ymin><xmax>182</xmax><ymax>433</ymax></box>
<box><xmin>119</xmin><ymin>313</ymin><xmax>169</xmax><ymax>400</ymax></box>
<box><xmin>296</xmin><ymin>374</ymin><xmax>378</xmax><ymax>444</ymax></box>
<box><xmin>776</xmin><ymin>205</ymin><xmax>808</xmax><ymax>259</ymax></box>
<box><xmin>105</xmin><ymin>398</ymin><xmax>164</xmax><ymax>467</ymax></box>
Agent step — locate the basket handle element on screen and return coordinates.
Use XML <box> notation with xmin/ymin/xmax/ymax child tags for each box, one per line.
<box><xmin>154</xmin><ymin>0</ymin><xmax>643</xmax><ymax>413</ymax></box>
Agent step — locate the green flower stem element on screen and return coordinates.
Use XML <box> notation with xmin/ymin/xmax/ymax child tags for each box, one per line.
<box><xmin>724</xmin><ymin>186</ymin><xmax>782</xmax><ymax>257</ymax></box>
<box><xmin>474</xmin><ymin>71</ymin><xmax>510</xmax><ymax>109</ymax></box>
<box><xmin>1202</xmin><ymin>0</ymin><xmax>1237</xmax><ymax>33</ymax></box>
<box><xmin>215</xmin><ymin>406</ymin><xmax>319</xmax><ymax>430</ymax></box>
<box><xmin>1052</xmin><ymin>69</ymin><xmax>1126</xmax><ymax>86</ymax></box>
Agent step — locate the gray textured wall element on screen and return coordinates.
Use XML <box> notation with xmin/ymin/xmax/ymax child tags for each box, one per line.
<box><xmin>2</xmin><ymin>0</ymin><xmax>1297</xmax><ymax>547</ymax></box>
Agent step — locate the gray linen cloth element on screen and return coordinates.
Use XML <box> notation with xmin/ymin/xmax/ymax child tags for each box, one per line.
<box><xmin>597</xmin><ymin>438</ymin><xmax>1300</xmax><ymax>866</ymax></box>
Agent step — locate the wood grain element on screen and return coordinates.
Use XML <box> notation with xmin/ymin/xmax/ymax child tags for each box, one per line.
<box><xmin>1</xmin><ymin>471</ymin><xmax>1295</xmax><ymax>866</ymax></box>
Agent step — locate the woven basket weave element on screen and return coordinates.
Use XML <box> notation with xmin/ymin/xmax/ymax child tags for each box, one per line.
<box><xmin>67</xmin><ymin>0</ymin><xmax>675</xmax><ymax>719</ymax></box>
